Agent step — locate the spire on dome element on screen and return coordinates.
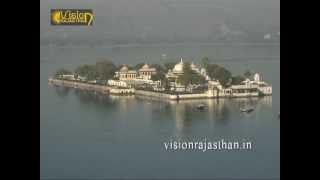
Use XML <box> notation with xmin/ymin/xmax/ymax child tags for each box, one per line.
<box><xmin>180</xmin><ymin>58</ymin><xmax>183</xmax><ymax>63</ymax></box>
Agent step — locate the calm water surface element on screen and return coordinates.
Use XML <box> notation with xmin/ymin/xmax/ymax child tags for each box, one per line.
<box><xmin>40</xmin><ymin>43</ymin><xmax>280</xmax><ymax>179</ymax></box>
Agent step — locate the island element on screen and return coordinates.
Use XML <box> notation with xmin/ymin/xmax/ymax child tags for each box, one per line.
<box><xmin>49</xmin><ymin>57</ymin><xmax>272</xmax><ymax>100</ymax></box>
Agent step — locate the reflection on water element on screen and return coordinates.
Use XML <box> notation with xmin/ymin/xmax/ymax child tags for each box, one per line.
<box><xmin>145</xmin><ymin>96</ymin><xmax>272</xmax><ymax>137</ymax></box>
<box><xmin>43</xmin><ymin>45</ymin><xmax>279</xmax><ymax>179</ymax></box>
<box><xmin>74</xmin><ymin>89</ymin><xmax>112</xmax><ymax>106</ymax></box>
<box><xmin>53</xmin><ymin>85</ymin><xmax>71</xmax><ymax>97</ymax></box>
<box><xmin>232</xmin><ymin>96</ymin><xmax>272</xmax><ymax>108</ymax></box>
<box><xmin>109</xmin><ymin>95</ymin><xmax>136</xmax><ymax>114</ymax></box>
<box><xmin>54</xmin><ymin>86</ymin><xmax>273</xmax><ymax>136</ymax></box>
<box><xmin>55</xmin><ymin>88</ymin><xmax>119</xmax><ymax>110</ymax></box>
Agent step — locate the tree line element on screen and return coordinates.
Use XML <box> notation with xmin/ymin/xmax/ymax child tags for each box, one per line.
<box><xmin>54</xmin><ymin>57</ymin><xmax>253</xmax><ymax>87</ymax></box>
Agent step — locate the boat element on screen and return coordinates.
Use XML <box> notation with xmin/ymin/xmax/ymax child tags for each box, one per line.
<box><xmin>196</xmin><ymin>103</ymin><xmax>206</xmax><ymax>110</ymax></box>
<box><xmin>240</xmin><ymin>107</ymin><xmax>254</xmax><ymax>113</ymax></box>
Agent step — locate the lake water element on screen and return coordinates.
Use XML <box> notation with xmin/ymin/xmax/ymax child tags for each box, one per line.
<box><xmin>40</xmin><ymin>43</ymin><xmax>280</xmax><ymax>179</ymax></box>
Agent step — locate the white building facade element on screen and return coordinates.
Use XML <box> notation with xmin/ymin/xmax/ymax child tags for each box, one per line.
<box><xmin>166</xmin><ymin>58</ymin><xmax>210</xmax><ymax>92</ymax></box>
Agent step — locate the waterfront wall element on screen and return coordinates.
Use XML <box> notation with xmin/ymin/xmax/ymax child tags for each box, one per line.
<box><xmin>135</xmin><ymin>90</ymin><xmax>208</xmax><ymax>100</ymax></box>
<box><xmin>49</xmin><ymin>78</ymin><xmax>270</xmax><ymax>100</ymax></box>
<box><xmin>135</xmin><ymin>90</ymin><xmax>177</xmax><ymax>100</ymax></box>
<box><xmin>232</xmin><ymin>92</ymin><xmax>259</xmax><ymax>97</ymax></box>
<box><xmin>110</xmin><ymin>88</ymin><xmax>135</xmax><ymax>94</ymax></box>
<box><xmin>178</xmin><ymin>93</ymin><xmax>208</xmax><ymax>99</ymax></box>
<box><xmin>48</xmin><ymin>78</ymin><xmax>110</xmax><ymax>94</ymax></box>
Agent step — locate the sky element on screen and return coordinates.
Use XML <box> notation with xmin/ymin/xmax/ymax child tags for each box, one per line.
<box><xmin>40</xmin><ymin>0</ymin><xmax>280</xmax><ymax>44</ymax></box>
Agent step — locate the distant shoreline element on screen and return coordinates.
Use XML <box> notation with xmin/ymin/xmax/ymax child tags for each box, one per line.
<box><xmin>40</xmin><ymin>42</ymin><xmax>280</xmax><ymax>48</ymax></box>
<box><xmin>49</xmin><ymin>78</ymin><xmax>271</xmax><ymax>101</ymax></box>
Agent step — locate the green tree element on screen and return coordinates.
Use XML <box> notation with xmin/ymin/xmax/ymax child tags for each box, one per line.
<box><xmin>151</xmin><ymin>73</ymin><xmax>165</xmax><ymax>81</ymax></box>
<box><xmin>127</xmin><ymin>65</ymin><xmax>134</xmax><ymax>70</ymax></box>
<box><xmin>95</xmin><ymin>61</ymin><xmax>117</xmax><ymax>80</ymax></box>
<box><xmin>163</xmin><ymin>62</ymin><xmax>176</xmax><ymax>71</ymax></box>
<box><xmin>201</xmin><ymin>57</ymin><xmax>210</xmax><ymax>69</ymax></box>
<box><xmin>191</xmin><ymin>73</ymin><xmax>206</xmax><ymax>85</ymax></box>
<box><xmin>162</xmin><ymin>78</ymin><xmax>170</xmax><ymax>90</ymax></box>
<box><xmin>150</xmin><ymin>64</ymin><xmax>168</xmax><ymax>89</ymax></box>
<box><xmin>177</xmin><ymin>63</ymin><xmax>205</xmax><ymax>86</ymax></box>
<box><xmin>150</xmin><ymin>64</ymin><xmax>165</xmax><ymax>73</ymax></box>
<box><xmin>177</xmin><ymin>63</ymin><xmax>192</xmax><ymax>86</ymax></box>
<box><xmin>74</xmin><ymin>64</ymin><xmax>98</xmax><ymax>81</ymax></box>
<box><xmin>231</xmin><ymin>75</ymin><xmax>245</xmax><ymax>85</ymax></box>
<box><xmin>206</xmin><ymin>64</ymin><xmax>232</xmax><ymax>87</ymax></box>
<box><xmin>86</xmin><ymin>67</ymin><xmax>98</xmax><ymax>81</ymax></box>
<box><xmin>244</xmin><ymin>70</ymin><xmax>252</xmax><ymax>79</ymax></box>
<box><xmin>75</xmin><ymin>65</ymin><xmax>90</xmax><ymax>76</ymax></box>
<box><xmin>55</xmin><ymin>68</ymin><xmax>72</xmax><ymax>78</ymax></box>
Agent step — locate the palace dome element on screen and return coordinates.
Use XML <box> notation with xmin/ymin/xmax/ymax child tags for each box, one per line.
<box><xmin>173</xmin><ymin>58</ymin><xmax>184</xmax><ymax>73</ymax></box>
<box><xmin>120</xmin><ymin>65</ymin><xmax>129</xmax><ymax>72</ymax></box>
<box><xmin>141</xmin><ymin>64</ymin><xmax>150</xmax><ymax>69</ymax></box>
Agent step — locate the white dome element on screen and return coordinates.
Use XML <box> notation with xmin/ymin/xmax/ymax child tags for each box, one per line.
<box><xmin>254</xmin><ymin>73</ymin><xmax>262</xmax><ymax>82</ymax></box>
<box><xmin>141</xmin><ymin>64</ymin><xmax>150</xmax><ymax>69</ymax></box>
<box><xmin>120</xmin><ymin>65</ymin><xmax>128</xmax><ymax>72</ymax></box>
<box><xmin>173</xmin><ymin>58</ymin><xmax>184</xmax><ymax>73</ymax></box>
<box><xmin>173</xmin><ymin>62</ymin><xmax>184</xmax><ymax>73</ymax></box>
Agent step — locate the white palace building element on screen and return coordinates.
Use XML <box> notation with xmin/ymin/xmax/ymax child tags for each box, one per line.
<box><xmin>107</xmin><ymin>59</ymin><xmax>272</xmax><ymax>97</ymax></box>
<box><xmin>208</xmin><ymin>73</ymin><xmax>272</xmax><ymax>98</ymax></box>
<box><xmin>166</xmin><ymin>58</ymin><xmax>210</xmax><ymax>92</ymax></box>
<box><xmin>166</xmin><ymin>58</ymin><xmax>210</xmax><ymax>80</ymax></box>
<box><xmin>108</xmin><ymin>63</ymin><xmax>160</xmax><ymax>88</ymax></box>
<box><xmin>114</xmin><ymin>64</ymin><xmax>157</xmax><ymax>81</ymax></box>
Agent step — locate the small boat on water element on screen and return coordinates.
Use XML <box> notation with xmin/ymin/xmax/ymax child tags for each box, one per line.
<box><xmin>240</xmin><ymin>107</ymin><xmax>254</xmax><ymax>113</ymax></box>
<box><xmin>196</xmin><ymin>103</ymin><xmax>206</xmax><ymax>110</ymax></box>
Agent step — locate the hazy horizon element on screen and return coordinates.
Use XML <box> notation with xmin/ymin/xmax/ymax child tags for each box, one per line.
<box><xmin>40</xmin><ymin>0</ymin><xmax>280</xmax><ymax>44</ymax></box>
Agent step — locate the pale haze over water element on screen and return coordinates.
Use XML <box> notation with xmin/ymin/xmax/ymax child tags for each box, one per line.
<box><xmin>41</xmin><ymin>0</ymin><xmax>279</xmax><ymax>179</ymax></box>
<box><xmin>40</xmin><ymin>44</ymin><xmax>280</xmax><ymax>179</ymax></box>
<box><xmin>41</xmin><ymin>0</ymin><xmax>280</xmax><ymax>44</ymax></box>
